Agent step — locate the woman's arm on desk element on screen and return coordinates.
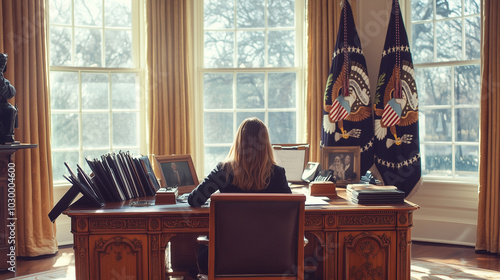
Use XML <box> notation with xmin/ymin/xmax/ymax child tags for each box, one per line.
<box><xmin>188</xmin><ymin>163</ymin><xmax>228</xmax><ymax>207</ymax></box>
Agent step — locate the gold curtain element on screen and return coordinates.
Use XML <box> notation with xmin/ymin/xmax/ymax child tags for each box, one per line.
<box><xmin>0</xmin><ymin>0</ymin><xmax>57</xmax><ymax>256</ymax></box>
<box><xmin>146</xmin><ymin>0</ymin><xmax>194</xmax><ymax>157</ymax></box>
<box><xmin>476</xmin><ymin>0</ymin><xmax>500</xmax><ymax>254</ymax></box>
<box><xmin>306</xmin><ymin>0</ymin><xmax>343</xmax><ymax>162</ymax></box>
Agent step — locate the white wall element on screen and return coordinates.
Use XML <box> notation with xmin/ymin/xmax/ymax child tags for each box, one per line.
<box><xmin>357</xmin><ymin>0</ymin><xmax>478</xmax><ymax>246</ymax></box>
<box><xmin>53</xmin><ymin>185</ymin><xmax>77</xmax><ymax>246</ymax></box>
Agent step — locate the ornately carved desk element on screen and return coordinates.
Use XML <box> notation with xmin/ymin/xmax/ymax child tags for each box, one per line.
<box><xmin>64</xmin><ymin>189</ymin><xmax>418</xmax><ymax>280</ymax></box>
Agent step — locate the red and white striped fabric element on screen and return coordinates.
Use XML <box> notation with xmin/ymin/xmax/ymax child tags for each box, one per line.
<box><xmin>381</xmin><ymin>103</ymin><xmax>401</xmax><ymax>127</ymax></box>
<box><xmin>329</xmin><ymin>99</ymin><xmax>349</xmax><ymax>122</ymax></box>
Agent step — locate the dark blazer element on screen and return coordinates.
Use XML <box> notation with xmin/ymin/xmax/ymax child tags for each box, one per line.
<box><xmin>188</xmin><ymin>163</ymin><xmax>291</xmax><ymax>207</ymax></box>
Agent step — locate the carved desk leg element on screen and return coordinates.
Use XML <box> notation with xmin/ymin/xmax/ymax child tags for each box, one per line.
<box><xmin>397</xmin><ymin>211</ymin><xmax>413</xmax><ymax>280</ymax></box>
<box><xmin>73</xmin><ymin>218</ymin><xmax>90</xmax><ymax>280</ymax></box>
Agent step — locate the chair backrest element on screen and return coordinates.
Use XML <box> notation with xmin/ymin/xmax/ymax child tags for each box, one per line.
<box><xmin>208</xmin><ymin>193</ymin><xmax>306</xmax><ymax>280</ymax></box>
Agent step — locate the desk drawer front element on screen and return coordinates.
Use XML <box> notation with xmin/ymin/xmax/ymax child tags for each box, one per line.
<box><xmin>88</xmin><ymin>218</ymin><xmax>147</xmax><ymax>232</ymax></box>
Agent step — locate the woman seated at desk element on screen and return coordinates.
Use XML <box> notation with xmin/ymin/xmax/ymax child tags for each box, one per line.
<box><xmin>188</xmin><ymin>117</ymin><xmax>291</xmax><ymax>207</ymax></box>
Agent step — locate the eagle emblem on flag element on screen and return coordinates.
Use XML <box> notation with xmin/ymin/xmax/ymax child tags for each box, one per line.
<box><xmin>374</xmin><ymin>63</ymin><xmax>419</xmax><ymax>149</ymax></box>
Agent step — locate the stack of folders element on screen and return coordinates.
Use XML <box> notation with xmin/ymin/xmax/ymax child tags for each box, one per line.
<box><xmin>69</xmin><ymin>151</ymin><xmax>161</xmax><ymax>204</ymax></box>
<box><xmin>346</xmin><ymin>184</ymin><xmax>405</xmax><ymax>204</ymax></box>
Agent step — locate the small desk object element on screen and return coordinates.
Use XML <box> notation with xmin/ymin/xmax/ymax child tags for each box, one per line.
<box><xmin>65</xmin><ymin>188</ymin><xmax>418</xmax><ymax>280</ymax></box>
<box><xmin>0</xmin><ymin>143</ymin><xmax>37</xmax><ymax>271</ymax></box>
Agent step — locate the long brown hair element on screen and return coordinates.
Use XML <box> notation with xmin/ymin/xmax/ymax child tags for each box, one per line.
<box><xmin>223</xmin><ymin>117</ymin><xmax>276</xmax><ymax>191</ymax></box>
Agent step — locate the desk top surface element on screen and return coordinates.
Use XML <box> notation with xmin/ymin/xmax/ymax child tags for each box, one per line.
<box><xmin>64</xmin><ymin>188</ymin><xmax>419</xmax><ymax>217</ymax></box>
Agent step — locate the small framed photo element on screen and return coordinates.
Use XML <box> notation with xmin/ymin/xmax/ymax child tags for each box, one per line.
<box><xmin>321</xmin><ymin>146</ymin><xmax>360</xmax><ymax>187</ymax></box>
<box><xmin>154</xmin><ymin>154</ymin><xmax>199</xmax><ymax>194</ymax></box>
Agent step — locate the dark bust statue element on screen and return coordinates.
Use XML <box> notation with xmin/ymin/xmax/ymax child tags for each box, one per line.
<box><xmin>0</xmin><ymin>53</ymin><xmax>18</xmax><ymax>144</ymax></box>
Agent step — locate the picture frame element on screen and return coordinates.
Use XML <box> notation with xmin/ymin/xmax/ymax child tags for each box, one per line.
<box><xmin>154</xmin><ymin>154</ymin><xmax>199</xmax><ymax>194</ymax></box>
<box><xmin>272</xmin><ymin>144</ymin><xmax>310</xmax><ymax>183</ymax></box>
<box><xmin>321</xmin><ymin>146</ymin><xmax>360</xmax><ymax>187</ymax></box>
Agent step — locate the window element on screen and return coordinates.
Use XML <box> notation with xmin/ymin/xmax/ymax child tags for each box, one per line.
<box><xmin>409</xmin><ymin>0</ymin><xmax>481</xmax><ymax>178</ymax></box>
<box><xmin>198</xmin><ymin>0</ymin><xmax>306</xmax><ymax>175</ymax></box>
<box><xmin>48</xmin><ymin>0</ymin><xmax>144</xmax><ymax>183</ymax></box>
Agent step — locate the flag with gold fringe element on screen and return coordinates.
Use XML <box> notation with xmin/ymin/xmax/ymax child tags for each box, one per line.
<box><xmin>373</xmin><ymin>0</ymin><xmax>421</xmax><ymax>197</ymax></box>
<box><xmin>321</xmin><ymin>0</ymin><xmax>374</xmax><ymax>178</ymax></box>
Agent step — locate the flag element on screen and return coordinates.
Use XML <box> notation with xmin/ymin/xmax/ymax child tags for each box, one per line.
<box><xmin>321</xmin><ymin>0</ymin><xmax>374</xmax><ymax>176</ymax></box>
<box><xmin>373</xmin><ymin>0</ymin><xmax>421</xmax><ymax>197</ymax></box>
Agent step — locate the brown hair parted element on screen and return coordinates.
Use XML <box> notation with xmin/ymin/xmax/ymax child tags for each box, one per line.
<box><xmin>223</xmin><ymin>117</ymin><xmax>276</xmax><ymax>191</ymax></box>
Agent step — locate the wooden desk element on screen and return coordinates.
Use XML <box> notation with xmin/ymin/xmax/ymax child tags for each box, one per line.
<box><xmin>64</xmin><ymin>189</ymin><xmax>418</xmax><ymax>280</ymax></box>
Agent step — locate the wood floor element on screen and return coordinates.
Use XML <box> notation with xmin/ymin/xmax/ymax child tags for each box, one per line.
<box><xmin>0</xmin><ymin>241</ymin><xmax>499</xmax><ymax>279</ymax></box>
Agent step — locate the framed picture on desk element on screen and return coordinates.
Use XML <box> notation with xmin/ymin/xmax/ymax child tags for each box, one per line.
<box><xmin>154</xmin><ymin>154</ymin><xmax>199</xmax><ymax>194</ymax></box>
<box><xmin>321</xmin><ymin>146</ymin><xmax>360</xmax><ymax>187</ymax></box>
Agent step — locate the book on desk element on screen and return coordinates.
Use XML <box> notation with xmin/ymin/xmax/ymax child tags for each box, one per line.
<box><xmin>346</xmin><ymin>184</ymin><xmax>405</xmax><ymax>204</ymax></box>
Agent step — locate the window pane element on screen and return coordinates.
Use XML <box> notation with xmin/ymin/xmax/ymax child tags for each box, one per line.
<box><xmin>105</xmin><ymin>30</ymin><xmax>133</xmax><ymax>68</ymax></box>
<box><xmin>456</xmin><ymin>108</ymin><xmax>479</xmax><ymax>142</ymax></box>
<box><xmin>436</xmin><ymin>20</ymin><xmax>462</xmax><ymax>61</ymax></box>
<box><xmin>112</xmin><ymin>73</ymin><xmax>139</xmax><ymax>109</ymax></box>
<box><xmin>268</xmin><ymin>73</ymin><xmax>296</xmax><ymax>108</ymax></box>
<box><xmin>204</xmin><ymin>31</ymin><xmax>234</xmax><ymax>68</ymax></box>
<box><xmin>411</xmin><ymin>0</ymin><xmax>433</xmax><ymax>21</ymax></box>
<box><xmin>204</xmin><ymin>0</ymin><xmax>234</xmax><ymax>29</ymax></box>
<box><xmin>82</xmin><ymin>73</ymin><xmax>109</xmax><ymax>110</ymax></box>
<box><xmin>465</xmin><ymin>17</ymin><xmax>481</xmax><ymax>60</ymax></box>
<box><xmin>237</xmin><ymin>0</ymin><xmax>265</xmax><ymax>28</ymax></box>
<box><xmin>236</xmin><ymin>73</ymin><xmax>265</xmax><ymax>109</ymax></box>
<box><xmin>268</xmin><ymin>0</ymin><xmax>295</xmax><ymax>27</ymax></box>
<box><xmin>454</xmin><ymin>64</ymin><xmax>480</xmax><ymax>105</ymax></box>
<box><xmin>420</xmin><ymin>109</ymin><xmax>452</xmax><ymax>141</ymax></box>
<box><xmin>204</xmin><ymin>146</ymin><xmax>231</xmax><ymax>175</ymax></box>
<box><xmin>455</xmin><ymin>145</ymin><xmax>479</xmax><ymax>173</ymax></box>
<box><xmin>204</xmin><ymin>112</ymin><xmax>233</xmax><ymax>144</ymax></box>
<box><xmin>113</xmin><ymin>112</ymin><xmax>139</xmax><ymax>147</ymax></box>
<box><xmin>75</xmin><ymin>0</ymin><xmax>102</xmax><ymax>26</ymax></box>
<box><xmin>52</xmin><ymin>151</ymin><xmax>79</xmax><ymax>182</ymax></box>
<box><xmin>50</xmin><ymin>72</ymin><xmax>78</xmax><ymax>110</ymax></box>
<box><xmin>105</xmin><ymin>0</ymin><xmax>132</xmax><ymax>28</ymax></box>
<box><xmin>50</xmin><ymin>27</ymin><xmax>72</xmax><ymax>66</ymax></box>
<box><xmin>82</xmin><ymin>113</ymin><xmax>110</xmax><ymax>148</ymax></box>
<box><xmin>268</xmin><ymin>31</ymin><xmax>295</xmax><ymax>67</ymax></box>
<box><xmin>464</xmin><ymin>0</ymin><xmax>480</xmax><ymax>15</ymax></box>
<box><xmin>415</xmin><ymin>67</ymin><xmax>451</xmax><ymax>106</ymax></box>
<box><xmin>423</xmin><ymin>144</ymin><xmax>452</xmax><ymax>176</ymax></box>
<box><xmin>49</xmin><ymin>0</ymin><xmax>72</xmax><ymax>25</ymax></box>
<box><xmin>436</xmin><ymin>0</ymin><xmax>461</xmax><ymax>19</ymax></box>
<box><xmin>204</xmin><ymin>73</ymin><xmax>233</xmax><ymax>109</ymax></box>
<box><xmin>51</xmin><ymin>113</ymin><xmax>79</xmax><ymax>148</ymax></box>
<box><xmin>237</xmin><ymin>112</ymin><xmax>265</xmax><ymax>126</ymax></box>
<box><xmin>269</xmin><ymin>112</ymin><xmax>296</xmax><ymax>144</ymax></box>
<box><xmin>75</xmin><ymin>28</ymin><xmax>102</xmax><ymax>67</ymax></box>
<box><xmin>411</xmin><ymin>23</ymin><xmax>434</xmax><ymax>63</ymax></box>
<box><xmin>237</xmin><ymin>31</ymin><xmax>265</xmax><ymax>68</ymax></box>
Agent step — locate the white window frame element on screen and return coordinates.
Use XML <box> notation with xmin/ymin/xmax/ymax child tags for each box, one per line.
<box><xmin>192</xmin><ymin>0</ymin><xmax>307</xmax><ymax>175</ymax></box>
<box><xmin>404</xmin><ymin>0</ymin><xmax>481</xmax><ymax>183</ymax></box>
<box><xmin>47</xmin><ymin>0</ymin><xmax>147</xmax><ymax>186</ymax></box>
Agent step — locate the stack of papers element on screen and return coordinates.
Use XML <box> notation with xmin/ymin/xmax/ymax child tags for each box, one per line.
<box><xmin>346</xmin><ymin>184</ymin><xmax>405</xmax><ymax>204</ymax></box>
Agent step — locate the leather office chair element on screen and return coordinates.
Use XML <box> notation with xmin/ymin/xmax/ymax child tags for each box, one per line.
<box><xmin>205</xmin><ymin>193</ymin><xmax>306</xmax><ymax>280</ymax></box>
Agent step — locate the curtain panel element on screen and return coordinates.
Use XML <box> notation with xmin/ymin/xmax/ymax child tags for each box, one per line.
<box><xmin>146</xmin><ymin>0</ymin><xmax>195</xmax><ymax>158</ymax></box>
<box><xmin>476</xmin><ymin>0</ymin><xmax>500</xmax><ymax>254</ymax></box>
<box><xmin>0</xmin><ymin>0</ymin><xmax>57</xmax><ymax>257</ymax></box>
<box><xmin>306</xmin><ymin>0</ymin><xmax>346</xmax><ymax>162</ymax></box>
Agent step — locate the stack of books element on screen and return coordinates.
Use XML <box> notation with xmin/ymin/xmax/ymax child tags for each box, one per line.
<box><xmin>346</xmin><ymin>184</ymin><xmax>405</xmax><ymax>204</ymax></box>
